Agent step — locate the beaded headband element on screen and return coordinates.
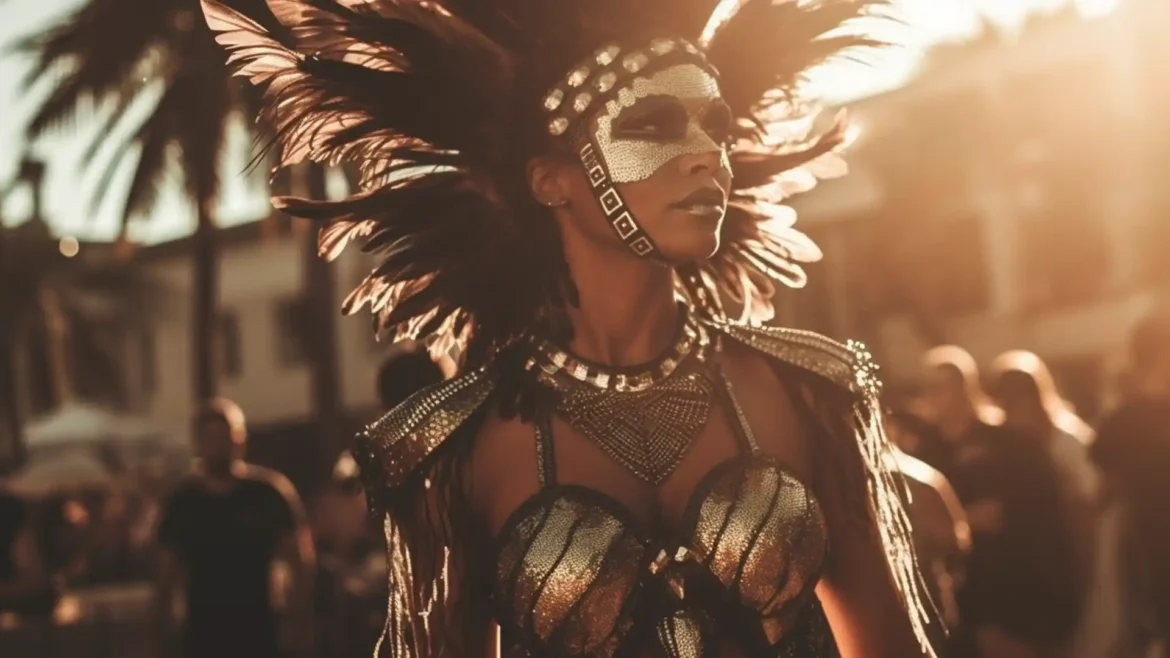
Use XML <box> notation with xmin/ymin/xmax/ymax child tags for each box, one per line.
<box><xmin>541</xmin><ymin>37</ymin><xmax>716</xmax><ymax>137</ymax></box>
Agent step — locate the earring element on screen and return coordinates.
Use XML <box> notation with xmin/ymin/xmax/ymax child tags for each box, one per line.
<box><xmin>544</xmin><ymin>198</ymin><xmax>567</xmax><ymax>208</ymax></box>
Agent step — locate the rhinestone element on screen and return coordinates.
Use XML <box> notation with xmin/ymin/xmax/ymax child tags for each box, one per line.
<box><xmin>650</xmin><ymin>38</ymin><xmax>676</xmax><ymax>55</ymax></box>
<box><xmin>595</xmin><ymin>71</ymin><xmax>617</xmax><ymax>93</ymax></box>
<box><xmin>543</xmin><ymin>88</ymin><xmax>564</xmax><ymax>112</ymax></box>
<box><xmin>623</xmin><ymin>52</ymin><xmax>649</xmax><ymax>73</ymax></box>
<box><xmin>548</xmin><ymin>117</ymin><xmax>569</xmax><ymax>136</ymax></box>
<box><xmin>573</xmin><ymin>91</ymin><xmax>593</xmax><ymax>113</ymax></box>
<box><xmin>567</xmin><ymin>65</ymin><xmax>590</xmax><ymax>87</ymax></box>
<box><xmin>595</xmin><ymin>44</ymin><xmax>621</xmax><ymax>66</ymax></box>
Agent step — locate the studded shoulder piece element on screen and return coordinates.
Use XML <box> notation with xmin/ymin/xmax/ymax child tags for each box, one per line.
<box><xmin>707</xmin><ymin>319</ymin><xmax>939</xmax><ymax>658</ymax></box>
<box><xmin>353</xmin><ymin>367</ymin><xmax>497</xmax><ymax>504</ymax></box>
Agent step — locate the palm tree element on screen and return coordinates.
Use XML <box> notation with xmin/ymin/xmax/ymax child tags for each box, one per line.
<box><xmin>17</xmin><ymin>0</ymin><xmax>345</xmax><ymax>475</ymax></box>
<box><xmin>15</xmin><ymin>0</ymin><xmax>277</xmax><ymax>406</ymax></box>
<box><xmin>17</xmin><ymin>0</ymin><xmax>341</xmax><ymax>434</ymax></box>
<box><xmin>0</xmin><ymin>159</ymin><xmax>165</xmax><ymax>473</ymax></box>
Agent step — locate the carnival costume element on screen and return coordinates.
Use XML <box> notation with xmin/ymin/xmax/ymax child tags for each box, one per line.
<box><xmin>201</xmin><ymin>0</ymin><xmax>936</xmax><ymax>656</ymax></box>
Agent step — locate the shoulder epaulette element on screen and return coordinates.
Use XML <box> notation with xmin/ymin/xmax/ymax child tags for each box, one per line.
<box><xmin>355</xmin><ymin>367</ymin><xmax>497</xmax><ymax>492</ymax></box>
<box><xmin>706</xmin><ymin>319</ymin><xmax>881</xmax><ymax>400</ymax></box>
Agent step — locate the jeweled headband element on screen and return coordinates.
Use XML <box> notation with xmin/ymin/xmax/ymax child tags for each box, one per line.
<box><xmin>541</xmin><ymin>38</ymin><xmax>724</xmax><ymax>263</ymax></box>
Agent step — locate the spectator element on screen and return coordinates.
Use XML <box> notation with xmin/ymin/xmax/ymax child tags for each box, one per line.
<box><xmin>154</xmin><ymin>398</ymin><xmax>315</xmax><ymax>658</ymax></box>
<box><xmin>918</xmin><ymin>346</ymin><xmax>1080</xmax><ymax>658</ymax></box>
<box><xmin>376</xmin><ymin>340</ymin><xmax>446</xmax><ymax>410</ymax></box>
<box><xmin>1093</xmin><ymin>307</ymin><xmax>1170</xmax><ymax>654</ymax></box>
<box><xmin>0</xmin><ymin>484</ymin><xmax>50</xmax><ymax>615</ymax></box>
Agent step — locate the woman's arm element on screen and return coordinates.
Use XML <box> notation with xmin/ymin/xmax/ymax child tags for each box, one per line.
<box><xmin>805</xmin><ymin>389</ymin><xmax>931</xmax><ymax>658</ymax></box>
<box><xmin>815</xmin><ymin>490</ymin><xmax>929</xmax><ymax>658</ymax></box>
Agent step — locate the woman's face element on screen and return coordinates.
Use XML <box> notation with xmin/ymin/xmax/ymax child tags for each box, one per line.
<box><xmin>992</xmin><ymin>371</ymin><xmax>1048</xmax><ymax>435</ymax></box>
<box><xmin>922</xmin><ymin>365</ymin><xmax>968</xmax><ymax>421</ymax></box>
<box><xmin>562</xmin><ymin>63</ymin><xmax>734</xmax><ymax>263</ymax></box>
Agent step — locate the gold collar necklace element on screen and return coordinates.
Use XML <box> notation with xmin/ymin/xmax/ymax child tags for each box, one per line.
<box><xmin>526</xmin><ymin>308</ymin><xmax>721</xmax><ymax>485</ymax></box>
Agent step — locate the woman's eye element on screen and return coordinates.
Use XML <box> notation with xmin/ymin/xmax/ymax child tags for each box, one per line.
<box><xmin>616</xmin><ymin>105</ymin><xmax>688</xmax><ymax>139</ymax></box>
<box><xmin>703</xmin><ymin>104</ymin><xmax>733</xmax><ymax>145</ymax></box>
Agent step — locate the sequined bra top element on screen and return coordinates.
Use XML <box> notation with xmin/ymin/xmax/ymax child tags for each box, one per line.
<box><xmin>490</xmin><ymin>376</ymin><xmax>833</xmax><ymax>658</ymax></box>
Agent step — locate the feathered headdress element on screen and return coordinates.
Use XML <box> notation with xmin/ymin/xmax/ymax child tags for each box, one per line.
<box><xmin>200</xmin><ymin>0</ymin><xmax>890</xmax><ymax>368</ymax></box>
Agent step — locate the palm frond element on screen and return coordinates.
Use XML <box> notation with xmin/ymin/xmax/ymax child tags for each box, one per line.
<box><xmin>20</xmin><ymin>0</ymin><xmax>170</xmax><ymax>136</ymax></box>
<box><xmin>120</xmin><ymin>108</ymin><xmax>172</xmax><ymax>224</ymax></box>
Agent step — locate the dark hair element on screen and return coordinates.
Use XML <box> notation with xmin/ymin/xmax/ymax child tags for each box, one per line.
<box><xmin>193</xmin><ymin>397</ymin><xmax>246</xmax><ymax>438</ymax></box>
<box><xmin>377</xmin><ymin>343</ymin><xmax>445</xmax><ymax>410</ymax></box>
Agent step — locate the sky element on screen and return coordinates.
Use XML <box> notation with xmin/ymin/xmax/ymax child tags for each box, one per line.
<box><xmin>0</xmin><ymin>0</ymin><xmax>1121</xmax><ymax>244</ymax></box>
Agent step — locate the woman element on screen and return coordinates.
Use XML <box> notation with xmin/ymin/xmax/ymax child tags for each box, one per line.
<box><xmin>201</xmin><ymin>1</ymin><xmax>936</xmax><ymax>656</ymax></box>
<box><xmin>989</xmin><ymin>352</ymin><xmax>1124</xmax><ymax>658</ymax></box>
<box><xmin>988</xmin><ymin>352</ymin><xmax>1096</xmax><ymax>502</ymax></box>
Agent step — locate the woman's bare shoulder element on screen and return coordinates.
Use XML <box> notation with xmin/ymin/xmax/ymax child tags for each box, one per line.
<box><xmin>466</xmin><ymin>409</ymin><xmax>543</xmax><ymax>535</ymax></box>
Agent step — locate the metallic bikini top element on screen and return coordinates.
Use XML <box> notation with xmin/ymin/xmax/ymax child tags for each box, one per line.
<box><xmin>490</xmin><ymin>370</ymin><xmax>832</xmax><ymax>658</ymax></box>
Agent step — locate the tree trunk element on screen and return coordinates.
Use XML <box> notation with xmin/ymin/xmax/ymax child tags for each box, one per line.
<box><xmin>193</xmin><ymin>205</ymin><xmax>220</xmax><ymax>404</ymax></box>
<box><xmin>39</xmin><ymin>287</ymin><xmax>74</xmax><ymax>407</ymax></box>
<box><xmin>0</xmin><ymin>325</ymin><xmax>25</xmax><ymax>474</ymax></box>
<box><xmin>303</xmin><ymin>164</ymin><xmax>342</xmax><ymax>470</ymax></box>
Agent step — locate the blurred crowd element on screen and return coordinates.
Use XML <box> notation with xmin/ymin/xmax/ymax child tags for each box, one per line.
<box><xmin>888</xmin><ymin>305</ymin><xmax>1170</xmax><ymax>658</ymax></box>
<box><xmin>2</xmin><ymin>307</ymin><xmax>1169</xmax><ymax>658</ymax></box>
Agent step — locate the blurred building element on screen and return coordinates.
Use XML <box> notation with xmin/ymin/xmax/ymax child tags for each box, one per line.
<box><xmin>123</xmin><ymin>218</ymin><xmax>384</xmax><ymax>489</ymax></box>
<box><xmin>792</xmin><ymin>0</ymin><xmax>1170</xmax><ymax>418</ymax></box>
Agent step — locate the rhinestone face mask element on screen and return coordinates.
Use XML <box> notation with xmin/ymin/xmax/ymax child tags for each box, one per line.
<box><xmin>590</xmin><ymin>63</ymin><xmax>731</xmax><ymax>184</ymax></box>
<box><xmin>541</xmin><ymin>39</ymin><xmax>729</xmax><ymax>261</ymax></box>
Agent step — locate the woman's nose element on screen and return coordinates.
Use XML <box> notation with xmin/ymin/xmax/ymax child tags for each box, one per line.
<box><xmin>678</xmin><ymin>149</ymin><xmax>724</xmax><ymax>176</ymax></box>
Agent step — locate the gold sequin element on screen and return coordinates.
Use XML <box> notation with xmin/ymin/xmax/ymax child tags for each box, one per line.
<box><xmin>650</xmin><ymin>38</ymin><xmax>677</xmax><ymax>55</ymax></box>
<box><xmin>622</xmin><ymin>51</ymin><xmax>649</xmax><ymax>73</ymax></box>
<box><xmin>595</xmin><ymin>71</ymin><xmax>617</xmax><ymax>93</ymax></box>
<box><xmin>544</xmin><ymin>88</ymin><xmax>565</xmax><ymax>111</ymax></box>
<box><xmin>595</xmin><ymin>44</ymin><xmax>621</xmax><ymax>66</ymax></box>
<box><xmin>573</xmin><ymin>91</ymin><xmax>593</xmax><ymax>114</ymax></box>
<box><xmin>567</xmin><ymin>65</ymin><xmax>591</xmax><ymax>87</ymax></box>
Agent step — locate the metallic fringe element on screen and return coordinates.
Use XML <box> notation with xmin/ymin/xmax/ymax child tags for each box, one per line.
<box><xmin>376</xmin><ymin>511</ymin><xmax>453</xmax><ymax>658</ymax></box>
<box><xmin>852</xmin><ymin>397</ymin><xmax>939</xmax><ymax>658</ymax></box>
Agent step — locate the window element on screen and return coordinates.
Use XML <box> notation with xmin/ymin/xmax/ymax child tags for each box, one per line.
<box><xmin>219</xmin><ymin>311</ymin><xmax>242</xmax><ymax>378</ymax></box>
<box><xmin>275</xmin><ymin>297</ymin><xmax>308</xmax><ymax>367</ymax></box>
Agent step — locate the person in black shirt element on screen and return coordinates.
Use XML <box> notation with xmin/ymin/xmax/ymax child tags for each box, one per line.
<box><xmin>918</xmin><ymin>346</ymin><xmax>1081</xmax><ymax>658</ymax></box>
<box><xmin>154</xmin><ymin>398</ymin><xmax>315</xmax><ymax>658</ymax></box>
<box><xmin>1093</xmin><ymin>308</ymin><xmax>1170</xmax><ymax>648</ymax></box>
<box><xmin>0</xmin><ymin>486</ymin><xmax>48</xmax><ymax>614</ymax></box>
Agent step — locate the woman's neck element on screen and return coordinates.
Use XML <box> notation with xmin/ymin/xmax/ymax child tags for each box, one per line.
<box><xmin>562</xmin><ymin>243</ymin><xmax>680</xmax><ymax>367</ymax></box>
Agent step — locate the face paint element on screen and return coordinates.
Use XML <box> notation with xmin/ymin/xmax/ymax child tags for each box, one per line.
<box><xmin>590</xmin><ymin>64</ymin><xmax>731</xmax><ymax>183</ymax></box>
<box><xmin>539</xmin><ymin>39</ymin><xmax>729</xmax><ymax>263</ymax></box>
